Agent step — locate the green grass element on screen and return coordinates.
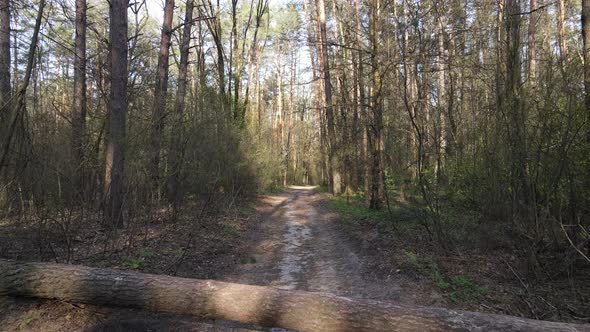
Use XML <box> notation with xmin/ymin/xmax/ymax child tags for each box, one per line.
<box><xmin>327</xmin><ymin>197</ymin><xmax>389</xmax><ymax>223</ymax></box>
<box><xmin>222</xmin><ymin>223</ymin><xmax>240</xmax><ymax>237</ymax></box>
<box><xmin>403</xmin><ymin>250</ymin><xmax>488</xmax><ymax>303</ymax></box>
<box><xmin>240</xmin><ymin>256</ymin><xmax>257</xmax><ymax>264</ymax></box>
<box><xmin>327</xmin><ymin>195</ymin><xmax>424</xmax><ymax>228</ymax></box>
<box><xmin>122</xmin><ymin>257</ymin><xmax>145</xmax><ymax>270</ymax></box>
<box><xmin>262</xmin><ymin>185</ymin><xmax>285</xmax><ymax>195</ymax></box>
<box><xmin>122</xmin><ymin>248</ymin><xmax>156</xmax><ymax>270</ymax></box>
<box><xmin>23</xmin><ymin>314</ymin><xmax>34</xmax><ymax>325</ymax></box>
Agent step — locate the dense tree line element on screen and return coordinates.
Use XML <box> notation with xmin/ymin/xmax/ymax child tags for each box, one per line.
<box><xmin>307</xmin><ymin>0</ymin><xmax>590</xmax><ymax>272</ymax></box>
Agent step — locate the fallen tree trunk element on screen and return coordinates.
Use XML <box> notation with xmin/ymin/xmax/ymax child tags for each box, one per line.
<box><xmin>0</xmin><ymin>259</ymin><xmax>587</xmax><ymax>332</ymax></box>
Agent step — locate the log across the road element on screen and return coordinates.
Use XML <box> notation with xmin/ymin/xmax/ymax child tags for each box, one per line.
<box><xmin>0</xmin><ymin>259</ymin><xmax>588</xmax><ymax>332</ymax></box>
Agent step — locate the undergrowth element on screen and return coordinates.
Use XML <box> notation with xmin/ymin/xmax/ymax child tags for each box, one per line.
<box><xmin>327</xmin><ymin>197</ymin><xmax>389</xmax><ymax>223</ymax></box>
<box><xmin>404</xmin><ymin>250</ymin><xmax>488</xmax><ymax>303</ymax></box>
<box><xmin>328</xmin><ymin>193</ymin><xmax>489</xmax><ymax>304</ymax></box>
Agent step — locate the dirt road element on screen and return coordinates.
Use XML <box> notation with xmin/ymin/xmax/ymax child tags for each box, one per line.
<box><xmin>0</xmin><ymin>186</ymin><xmax>407</xmax><ymax>331</ymax></box>
<box><xmin>223</xmin><ymin>186</ymin><xmax>403</xmax><ymax>301</ymax></box>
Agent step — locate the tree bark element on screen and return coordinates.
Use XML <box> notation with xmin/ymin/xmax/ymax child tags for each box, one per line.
<box><xmin>0</xmin><ymin>260</ymin><xmax>587</xmax><ymax>332</ymax></box>
<box><xmin>149</xmin><ymin>0</ymin><xmax>175</xmax><ymax>197</ymax></box>
<box><xmin>527</xmin><ymin>0</ymin><xmax>539</xmax><ymax>82</ymax></box>
<box><xmin>368</xmin><ymin>0</ymin><xmax>383</xmax><ymax>209</ymax></box>
<box><xmin>168</xmin><ymin>0</ymin><xmax>194</xmax><ymax>210</ymax></box>
<box><xmin>104</xmin><ymin>0</ymin><xmax>129</xmax><ymax>227</ymax></box>
<box><xmin>315</xmin><ymin>0</ymin><xmax>340</xmax><ymax>195</ymax></box>
<box><xmin>201</xmin><ymin>0</ymin><xmax>226</xmax><ymax>100</ymax></box>
<box><xmin>244</xmin><ymin>0</ymin><xmax>267</xmax><ymax>118</ymax></box>
<box><xmin>557</xmin><ymin>0</ymin><xmax>568</xmax><ymax>63</ymax></box>
<box><xmin>72</xmin><ymin>0</ymin><xmax>87</xmax><ymax>197</ymax></box>
<box><xmin>583</xmin><ymin>0</ymin><xmax>590</xmax><ymax>119</ymax></box>
<box><xmin>0</xmin><ymin>0</ymin><xmax>10</xmax><ymax>115</ymax></box>
<box><xmin>304</xmin><ymin>0</ymin><xmax>327</xmax><ymax>185</ymax></box>
<box><xmin>0</xmin><ymin>0</ymin><xmax>45</xmax><ymax>171</ymax></box>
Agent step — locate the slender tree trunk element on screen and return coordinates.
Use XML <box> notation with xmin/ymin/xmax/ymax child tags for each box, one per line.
<box><xmin>350</xmin><ymin>0</ymin><xmax>359</xmax><ymax>191</ymax></box>
<box><xmin>244</xmin><ymin>0</ymin><xmax>266</xmax><ymax>116</ymax></box>
<box><xmin>230</xmin><ymin>0</ymin><xmax>240</xmax><ymax>121</ymax></box>
<box><xmin>527</xmin><ymin>0</ymin><xmax>539</xmax><ymax>83</ymax></box>
<box><xmin>104</xmin><ymin>0</ymin><xmax>129</xmax><ymax>227</ymax></box>
<box><xmin>0</xmin><ymin>0</ymin><xmax>45</xmax><ymax>172</ymax></box>
<box><xmin>315</xmin><ymin>0</ymin><xmax>340</xmax><ymax>194</ymax></box>
<box><xmin>72</xmin><ymin>0</ymin><xmax>87</xmax><ymax>198</ymax></box>
<box><xmin>277</xmin><ymin>51</ymin><xmax>284</xmax><ymax>175</ymax></box>
<box><xmin>368</xmin><ymin>0</ymin><xmax>382</xmax><ymax>209</ymax></box>
<box><xmin>284</xmin><ymin>52</ymin><xmax>296</xmax><ymax>187</ymax></box>
<box><xmin>583</xmin><ymin>0</ymin><xmax>590</xmax><ymax>119</ymax></box>
<box><xmin>353</xmin><ymin>0</ymin><xmax>369</xmax><ymax>198</ymax></box>
<box><xmin>203</xmin><ymin>0</ymin><xmax>226</xmax><ymax>99</ymax></box>
<box><xmin>0</xmin><ymin>0</ymin><xmax>9</xmax><ymax>115</ymax></box>
<box><xmin>149</xmin><ymin>0</ymin><xmax>175</xmax><ymax>198</ymax></box>
<box><xmin>168</xmin><ymin>0</ymin><xmax>194</xmax><ymax>210</ymax></box>
<box><xmin>10</xmin><ymin>11</ymin><xmax>16</xmax><ymax>90</ymax></box>
<box><xmin>495</xmin><ymin>0</ymin><xmax>505</xmax><ymax>119</ymax></box>
<box><xmin>435</xmin><ymin>16</ymin><xmax>446</xmax><ymax>183</ymax></box>
<box><xmin>304</xmin><ymin>0</ymin><xmax>327</xmax><ymax>185</ymax></box>
<box><xmin>557</xmin><ymin>0</ymin><xmax>568</xmax><ymax>64</ymax></box>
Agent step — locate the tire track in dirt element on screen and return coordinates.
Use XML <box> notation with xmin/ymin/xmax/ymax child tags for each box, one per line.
<box><xmin>223</xmin><ymin>186</ymin><xmax>402</xmax><ymax>302</ymax></box>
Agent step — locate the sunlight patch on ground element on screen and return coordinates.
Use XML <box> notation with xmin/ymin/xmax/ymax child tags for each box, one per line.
<box><xmin>287</xmin><ymin>185</ymin><xmax>317</xmax><ymax>190</ymax></box>
<box><xmin>277</xmin><ymin>197</ymin><xmax>312</xmax><ymax>290</ymax></box>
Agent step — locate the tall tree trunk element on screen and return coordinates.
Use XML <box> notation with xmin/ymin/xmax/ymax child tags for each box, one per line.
<box><xmin>583</xmin><ymin>0</ymin><xmax>590</xmax><ymax>120</ymax></box>
<box><xmin>244</xmin><ymin>0</ymin><xmax>266</xmax><ymax>116</ymax></box>
<box><xmin>149</xmin><ymin>0</ymin><xmax>175</xmax><ymax>198</ymax></box>
<box><xmin>0</xmin><ymin>0</ymin><xmax>45</xmax><ymax>172</ymax></box>
<box><xmin>315</xmin><ymin>0</ymin><xmax>340</xmax><ymax>194</ymax></box>
<box><xmin>368</xmin><ymin>0</ymin><xmax>382</xmax><ymax>209</ymax></box>
<box><xmin>304</xmin><ymin>0</ymin><xmax>327</xmax><ymax>185</ymax></box>
<box><xmin>168</xmin><ymin>0</ymin><xmax>194</xmax><ymax>211</ymax></box>
<box><xmin>72</xmin><ymin>0</ymin><xmax>87</xmax><ymax>198</ymax></box>
<box><xmin>0</xmin><ymin>0</ymin><xmax>9</xmax><ymax>116</ymax></box>
<box><xmin>168</xmin><ymin>0</ymin><xmax>194</xmax><ymax>210</ymax></box>
<box><xmin>527</xmin><ymin>0</ymin><xmax>539</xmax><ymax>82</ymax></box>
<box><xmin>557</xmin><ymin>0</ymin><xmax>568</xmax><ymax>63</ymax></box>
<box><xmin>230</xmin><ymin>0</ymin><xmax>239</xmax><ymax>121</ymax></box>
<box><xmin>277</xmin><ymin>50</ymin><xmax>284</xmax><ymax>172</ymax></box>
<box><xmin>354</xmin><ymin>0</ymin><xmax>369</xmax><ymax>198</ymax></box>
<box><xmin>201</xmin><ymin>0</ymin><xmax>226</xmax><ymax>100</ymax></box>
<box><xmin>435</xmin><ymin>15</ymin><xmax>446</xmax><ymax>183</ymax></box>
<box><xmin>104</xmin><ymin>0</ymin><xmax>129</xmax><ymax>227</ymax></box>
<box><xmin>496</xmin><ymin>0</ymin><xmax>505</xmax><ymax>114</ymax></box>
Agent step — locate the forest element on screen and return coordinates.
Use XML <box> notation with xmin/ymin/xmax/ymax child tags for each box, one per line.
<box><xmin>0</xmin><ymin>0</ymin><xmax>589</xmax><ymax>330</ymax></box>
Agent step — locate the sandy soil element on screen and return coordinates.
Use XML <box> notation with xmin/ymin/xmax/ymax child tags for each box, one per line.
<box><xmin>223</xmin><ymin>186</ymin><xmax>405</xmax><ymax>302</ymax></box>
<box><xmin>1</xmin><ymin>187</ymin><xmax>410</xmax><ymax>331</ymax></box>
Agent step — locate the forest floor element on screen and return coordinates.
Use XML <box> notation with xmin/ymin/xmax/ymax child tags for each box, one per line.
<box><xmin>222</xmin><ymin>186</ymin><xmax>407</xmax><ymax>301</ymax></box>
<box><xmin>1</xmin><ymin>186</ymin><xmax>589</xmax><ymax>331</ymax></box>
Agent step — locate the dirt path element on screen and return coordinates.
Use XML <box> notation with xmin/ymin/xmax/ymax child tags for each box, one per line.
<box><xmin>223</xmin><ymin>186</ymin><xmax>403</xmax><ymax>301</ymax></box>
<box><xmin>0</xmin><ymin>187</ymin><xmax>407</xmax><ymax>331</ymax></box>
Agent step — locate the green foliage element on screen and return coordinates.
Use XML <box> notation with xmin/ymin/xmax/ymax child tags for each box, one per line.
<box><xmin>403</xmin><ymin>250</ymin><xmax>487</xmax><ymax>303</ymax></box>
<box><xmin>328</xmin><ymin>197</ymin><xmax>388</xmax><ymax>224</ymax></box>
<box><xmin>240</xmin><ymin>256</ymin><xmax>257</xmax><ymax>264</ymax></box>
<box><xmin>23</xmin><ymin>315</ymin><xmax>34</xmax><ymax>326</ymax></box>
<box><xmin>222</xmin><ymin>223</ymin><xmax>240</xmax><ymax>238</ymax></box>
<box><xmin>122</xmin><ymin>249</ymin><xmax>154</xmax><ymax>270</ymax></box>
<box><xmin>122</xmin><ymin>257</ymin><xmax>145</xmax><ymax>270</ymax></box>
<box><xmin>447</xmin><ymin>275</ymin><xmax>488</xmax><ymax>303</ymax></box>
<box><xmin>263</xmin><ymin>185</ymin><xmax>285</xmax><ymax>195</ymax></box>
